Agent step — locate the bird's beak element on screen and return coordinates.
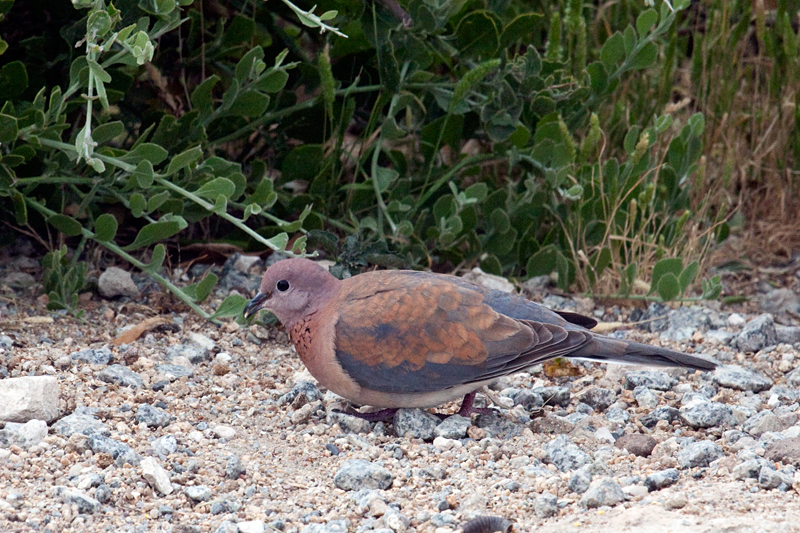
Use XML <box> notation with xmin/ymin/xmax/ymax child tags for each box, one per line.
<box><xmin>243</xmin><ymin>291</ymin><xmax>270</xmax><ymax>318</ymax></box>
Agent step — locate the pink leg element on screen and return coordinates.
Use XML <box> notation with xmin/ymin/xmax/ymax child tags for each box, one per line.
<box><xmin>457</xmin><ymin>392</ymin><xmax>496</xmax><ymax>417</ymax></box>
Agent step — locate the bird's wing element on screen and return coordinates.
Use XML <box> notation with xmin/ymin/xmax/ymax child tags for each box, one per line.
<box><xmin>333</xmin><ymin>273</ymin><xmax>591</xmax><ymax>394</ymax></box>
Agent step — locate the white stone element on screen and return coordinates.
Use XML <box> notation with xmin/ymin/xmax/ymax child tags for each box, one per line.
<box><xmin>233</xmin><ymin>254</ymin><xmax>262</xmax><ymax>273</ymax></box>
<box><xmin>187</xmin><ymin>332</ymin><xmax>216</xmax><ymax>352</ymax></box>
<box><xmin>213</xmin><ymin>425</ymin><xmax>236</xmax><ymax>439</ymax></box>
<box><xmin>98</xmin><ymin>267</ymin><xmax>139</xmax><ymax>298</ymax></box>
<box><xmin>728</xmin><ymin>313</ymin><xmax>746</xmax><ymax>327</ymax></box>
<box><xmin>141</xmin><ymin>457</ymin><xmax>173</xmax><ymax>495</ymax></box>
<box><xmin>237</xmin><ymin>520</ymin><xmax>266</xmax><ymax>533</ymax></box>
<box><xmin>433</xmin><ymin>437</ymin><xmax>461</xmax><ymax>450</ymax></box>
<box><xmin>0</xmin><ymin>376</ymin><xmax>59</xmax><ymax>423</ymax></box>
<box><xmin>1</xmin><ymin>419</ymin><xmax>48</xmax><ymax>449</ymax></box>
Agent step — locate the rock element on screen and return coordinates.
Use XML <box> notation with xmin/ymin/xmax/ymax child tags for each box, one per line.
<box><xmin>434</xmin><ymin>415</ymin><xmax>471</xmax><ymax>439</ymax></box>
<box><xmin>393</xmin><ymin>409</ymin><xmax>440</xmax><ymax>440</ymax></box>
<box><xmin>141</xmin><ymin>457</ymin><xmax>173</xmax><ymax>495</ymax></box>
<box><xmin>184</xmin><ymin>485</ymin><xmax>213</xmax><ymax>502</ymax></box>
<box><xmin>326</xmin><ymin>411</ymin><xmax>372</xmax><ymax>434</ymax></box>
<box><xmin>737</xmin><ymin>314</ymin><xmax>777</xmax><ymax>353</ymax></box>
<box><xmin>578</xmin><ymin>387</ymin><xmax>616</xmax><ymax>412</ymax></box>
<box><xmin>384</xmin><ymin>509</ymin><xmax>410</xmax><ymax>531</ymax></box>
<box><xmin>676</xmin><ymin>440</ymin><xmax>724</xmax><ymax>468</ymax></box>
<box><xmin>88</xmin><ymin>435</ymin><xmax>141</xmax><ymax>466</ymax></box>
<box><xmin>776</xmin><ymin>326</ymin><xmax>800</xmax><ymax>345</ymax></box>
<box><xmin>213</xmin><ymin>425</ymin><xmax>236</xmax><ymax>440</ymax></box>
<box><xmin>97</xmin><ymin>364</ymin><xmax>142</xmax><ymax>388</ymax></box>
<box><xmin>237</xmin><ymin>521</ymin><xmax>266</xmax><ymax>533</ymax></box>
<box><xmin>761</xmin><ymin>288</ymin><xmax>800</xmax><ymax>315</ymax></box>
<box><xmin>733</xmin><ymin>459</ymin><xmax>764</xmax><ymax>480</ymax></box>
<box><xmin>70</xmin><ymin>347</ymin><xmax>113</xmax><ymax>365</ymax></box>
<box><xmin>152</xmin><ymin>435</ymin><xmax>178</xmax><ymax>458</ymax></box>
<box><xmin>580</xmin><ymin>477</ymin><xmax>625</xmax><ymax>508</ymax></box>
<box><xmin>56</xmin><ymin>487</ymin><xmax>101</xmax><ymax>514</ymax></box>
<box><xmin>166</xmin><ymin>344</ymin><xmax>210</xmax><ymax>364</ymax></box>
<box><xmin>744</xmin><ymin>411</ymin><xmax>797</xmax><ymax>437</ymax></box>
<box><xmin>664</xmin><ymin>494</ymin><xmax>688</xmax><ymax>510</ymax></box>
<box><xmin>679</xmin><ymin>400</ymin><xmax>734</xmax><ymax>428</ymax></box>
<box><xmin>640</xmin><ymin>406</ymin><xmax>680</xmax><ymax>428</ymax></box>
<box><xmin>705</xmin><ymin>329</ymin><xmax>736</xmax><ymax>345</ymax></box>
<box><xmin>504</xmin><ymin>389</ymin><xmax>544</xmax><ymax>410</ymax></box>
<box><xmin>155</xmin><ymin>364</ymin><xmax>194</xmax><ymax>381</ymax></box>
<box><xmin>713</xmin><ymin>365</ymin><xmax>773</xmax><ymax>392</ymax></box>
<box><xmin>568</xmin><ymin>466</ymin><xmax>592</xmax><ymax>494</ymax></box>
<box><xmin>543</xmin><ymin>435</ymin><xmax>592</xmax><ymax>472</ymax></box>
<box><xmin>624</xmin><ymin>371</ymin><xmax>677</xmax><ymax>391</ymax></box>
<box><xmin>136</xmin><ymin>404</ymin><xmax>172</xmax><ymax>428</ymax></box>
<box><xmin>187</xmin><ymin>332</ymin><xmax>216</xmax><ymax>352</ymax></box>
<box><xmin>226</xmin><ymin>454</ymin><xmax>246</xmax><ymax>479</ymax></box>
<box><xmin>461</xmin><ymin>267</ymin><xmax>515</xmax><ymax>293</ymax></box>
<box><xmin>0</xmin><ymin>419</ymin><xmax>47</xmax><ymax>449</ymax></box>
<box><xmin>605</xmin><ymin>407</ymin><xmax>630</xmax><ymax>425</ymax></box>
<box><xmin>727</xmin><ymin>313</ymin><xmax>747</xmax><ymax>326</ymax></box>
<box><xmin>534</xmin><ymin>492</ymin><xmax>558</xmax><ymax>518</ymax></box>
<box><xmin>4</xmin><ymin>271</ymin><xmax>35</xmax><ymax>289</ymax></box>
<box><xmin>54</xmin><ymin>413</ymin><xmax>110</xmax><ymax>437</ymax></box>
<box><xmin>333</xmin><ymin>460</ymin><xmax>394</xmax><ymax>491</ymax></box>
<box><xmin>299</xmin><ymin>520</ymin><xmax>349</xmax><ymax>533</ymax></box>
<box><xmin>278</xmin><ymin>381</ymin><xmax>323</xmax><ymax>406</ymax></box>
<box><xmin>633</xmin><ymin>386</ymin><xmax>659</xmax><ymax>409</ymax></box>
<box><xmin>644</xmin><ymin>468</ymin><xmax>680</xmax><ymax>491</ymax></box>
<box><xmin>764</xmin><ymin>437</ymin><xmax>800</xmax><ymax>466</ymax></box>
<box><xmin>0</xmin><ymin>375</ymin><xmax>60</xmax><ymax>423</ymax></box>
<box><xmin>615</xmin><ymin>434</ymin><xmax>657</xmax><ymax>457</ymax></box>
<box><xmin>532</xmin><ymin>386</ymin><xmax>571</xmax><ymax>407</ymax></box>
<box><xmin>530</xmin><ymin>414</ymin><xmax>575</xmax><ymax>435</ymax></box>
<box><xmin>758</xmin><ymin>465</ymin><xmax>793</xmax><ymax>490</ymax></box>
<box><xmin>98</xmin><ymin>267</ymin><xmax>140</xmax><ymax>298</ymax></box>
<box><xmin>215</xmin><ymin>521</ymin><xmax>239</xmax><ymax>533</ymax></box>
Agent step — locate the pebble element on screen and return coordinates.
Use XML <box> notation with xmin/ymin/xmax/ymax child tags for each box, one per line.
<box><xmin>614</xmin><ymin>434</ymin><xmax>657</xmax><ymax>457</ymax></box>
<box><xmin>543</xmin><ymin>435</ymin><xmax>591</xmax><ymax>472</ymax></box>
<box><xmin>713</xmin><ymin>365</ymin><xmax>773</xmax><ymax>392</ymax></box>
<box><xmin>213</xmin><ymin>425</ymin><xmax>237</xmax><ymax>440</ymax></box>
<box><xmin>215</xmin><ymin>521</ymin><xmax>240</xmax><ymax>533</ymax></box>
<box><xmin>70</xmin><ymin>347</ymin><xmax>114</xmax><ymax>365</ymax></box>
<box><xmin>632</xmin><ymin>386</ymin><xmax>659</xmax><ymax>409</ymax></box>
<box><xmin>664</xmin><ymin>494</ymin><xmax>688</xmax><ymax>510</ymax></box>
<box><xmin>333</xmin><ymin>460</ymin><xmax>394</xmax><ymax>491</ymax></box>
<box><xmin>237</xmin><ymin>520</ymin><xmax>267</xmax><ymax>533</ymax></box>
<box><xmin>568</xmin><ymin>466</ymin><xmax>592</xmax><ymax>494</ymax></box>
<box><xmin>166</xmin><ymin>344</ymin><xmax>210</xmax><ymax>364</ymax></box>
<box><xmin>644</xmin><ymin>468</ymin><xmax>680</xmax><ymax>491</ymax></box>
<box><xmin>226</xmin><ymin>454</ymin><xmax>246</xmax><ymax>479</ymax></box>
<box><xmin>393</xmin><ymin>409</ymin><xmax>440</xmax><ymax>440</ymax></box>
<box><xmin>141</xmin><ymin>456</ymin><xmax>173</xmax><ymax>495</ymax></box>
<box><xmin>764</xmin><ymin>437</ymin><xmax>800</xmax><ymax>466</ymax></box>
<box><xmin>744</xmin><ymin>411</ymin><xmax>796</xmax><ymax>437</ymax></box>
<box><xmin>278</xmin><ymin>381</ymin><xmax>323</xmax><ymax>406</ymax></box>
<box><xmin>97</xmin><ymin>364</ymin><xmax>143</xmax><ymax>388</ymax></box>
<box><xmin>326</xmin><ymin>411</ymin><xmax>372</xmax><ymax>434</ymax></box>
<box><xmin>679</xmin><ymin>400</ymin><xmax>734</xmax><ymax>428</ymax></box>
<box><xmin>88</xmin><ymin>435</ymin><xmax>141</xmax><ymax>466</ymax></box>
<box><xmin>136</xmin><ymin>404</ymin><xmax>172</xmax><ymax>427</ymax></box>
<box><xmin>434</xmin><ymin>415</ymin><xmax>471</xmax><ymax>439</ymax></box>
<box><xmin>0</xmin><ymin>419</ymin><xmax>47</xmax><ymax>449</ymax></box>
<box><xmin>624</xmin><ymin>371</ymin><xmax>677</xmax><ymax>391</ymax></box>
<box><xmin>152</xmin><ymin>435</ymin><xmax>178</xmax><ymax>457</ymax></box>
<box><xmin>676</xmin><ymin>440</ymin><xmax>724</xmax><ymax>468</ymax></box>
<box><xmin>533</xmin><ymin>492</ymin><xmax>558</xmax><ymax>518</ymax></box>
<box><xmin>56</xmin><ymin>487</ymin><xmax>101</xmax><ymax>514</ymax></box>
<box><xmin>532</xmin><ymin>386</ymin><xmax>571</xmax><ymax>407</ymax></box>
<box><xmin>761</xmin><ymin>288</ymin><xmax>800</xmax><ymax>315</ymax></box>
<box><xmin>776</xmin><ymin>326</ymin><xmax>800</xmax><ymax>345</ymax></box>
<box><xmin>737</xmin><ymin>314</ymin><xmax>777</xmax><ymax>352</ymax></box>
<box><xmin>299</xmin><ymin>520</ymin><xmax>349</xmax><ymax>533</ymax></box>
<box><xmin>579</xmin><ymin>477</ymin><xmax>625</xmax><ymax>508</ymax></box>
<box><xmin>184</xmin><ymin>485</ymin><xmax>213</xmax><ymax>502</ymax></box>
<box><xmin>98</xmin><ymin>266</ymin><xmax>140</xmax><ymax>298</ymax></box>
<box><xmin>0</xmin><ymin>375</ymin><xmax>60</xmax><ymax>423</ymax></box>
<box><xmin>578</xmin><ymin>387</ymin><xmax>616</xmax><ymax>411</ymax></box>
<box><xmin>155</xmin><ymin>364</ymin><xmax>195</xmax><ymax>381</ymax></box>
<box><xmin>640</xmin><ymin>406</ymin><xmax>680</xmax><ymax>428</ymax></box>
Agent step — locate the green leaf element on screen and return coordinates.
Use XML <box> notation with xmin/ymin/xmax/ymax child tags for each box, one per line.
<box><xmin>121</xmin><ymin>143</ymin><xmax>169</xmax><ymax>165</ymax></box>
<box><xmin>623</xmin><ymin>25</ymin><xmax>636</xmax><ymax>54</ymax></box>
<box><xmin>374</xmin><ymin>167</ymin><xmax>399</xmax><ymax>193</ymax></box>
<box><xmin>254</xmin><ymin>69</ymin><xmax>289</xmax><ymax>93</ymax></box>
<box><xmin>11</xmin><ymin>191</ymin><xmax>26</xmax><ymax>225</ymax></box>
<box><xmin>210</xmin><ymin>294</ymin><xmax>249</xmax><ymax>319</ymax></box>
<box><xmin>227</xmin><ymin>90</ymin><xmax>270</xmax><ymax>117</ymax></box>
<box><xmin>93</xmin><ymin>121</ymin><xmax>124</xmax><ymax>143</ymax></box>
<box><xmin>526</xmin><ymin>245</ymin><xmax>557</xmax><ymax>277</ymax></box>
<box><xmin>465</xmin><ymin>182</ymin><xmax>488</xmax><ymax>202</ymax></box>
<box><xmin>133</xmin><ymin>160</ymin><xmax>154</xmax><ymax>188</ymax></box>
<box><xmin>449</xmin><ymin>58</ymin><xmax>501</xmax><ymax>114</ymax></box>
<box><xmin>636</xmin><ymin>8</ymin><xmax>658</xmax><ymax>37</ymax></box>
<box><xmin>87</xmin><ymin>59</ymin><xmax>112</xmax><ymax>83</ymax></box>
<box><xmin>166</xmin><ymin>145</ymin><xmax>203</xmax><ymax>175</ymax></box>
<box><xmin>650</xmin><ymin>258</ymin><xmax>683</xmax><ymax>295</ymax></box>
<box><xmin>679</xmin><ymin>261</ymin><xmax>699</xmax><ymax>294</ymax></box>
<box><xmin>455</xmin><ymin>11</ymin><xmax>500</xmax><ymax>58</ymax></box>
<box><xmin>144</xmin><ymin>244</ymin><xmax>167</xmax><ymax>273</ymax></box>
<box><xmin>499</xmin><ymin>13</ymin><xmax>542</xmax><ymax>49</ymax></box>
<box><xmin>656</xmin><ymin>272</ymin><xmax>680</xmax><ymax>302</ymax></box>
<box><xmin>94</xmin><ymin>213</ymin><xmax>118</xmax><ymax>242</ymax></box>
<box><xmin>587</xmin><ymin>62</ymin><xmax>608</xmax><ymax>94</ymax></box>
<box><xmin>130</xmin><ymin>193</ymin><xmax>146</xmax><ymax>217</ymax></box>
<box><xmin>0</xmin><ymin>61</ymin><xmax>28</xmax><ymax>100</ymax></box>
<box><xmin>195</xmin><ymin>177</ymin><xmax>236</xmax><ymax>200</ymax></box>
<box><xmin>123</xmin><ymin>219</ymin><xmax>185</xmax><ymax>251</ymax></box>
<box><xmin>556</xmin><ymin>251</ymin><xmax>571</xmax><ymax>291</ymax></box>
<box><xmin>600</xmin><ymin>32</ymin><xmax>624</xmax><ymax>69</ymax></box>
<box><xmin>629</xmin><ymin>42</ymin><xmax>658</xmax><ymax>70</ymax></box>
<box><xmin>490</xmin><ymin>208</ymin><xmax>510</xmax><ymax>234</ymax></box>
<box><xmin>480</xmin><ymin>254</ymin><xmax>503</xmax><ymax>276</ymax></box>
<box><xmin>47</xmin><ymin>215</ymin><xmax>82</xmax><ymax>237</ymax></box>
<box><xmin>624</xmin><ymin>126</ymin><xmax>641</xmax><ymax>154</ymax></box>
<box><xmin>191</xmin><ymin>272</ymin><xmax>218</xmax><ymax>303</ymax></box>
<box><xmin>282</xmin><ymin>144</ymin><xmax>324</xmax><ymax>182</ymax></box>
<box><xmin>191</xmin><ymin>75</ymin><xmax>220</xmax><ymax>110</ymax></box>
<box><xmin>147</xmin><ymin>191</ymin><xmax>170</xmax><ymax>213</ymax></box>
<box><xmin>267</xmin><ymin>232</ymin><xmax>289</xmax><ymax>252</ymax></box>
<box><xmin>0</xmin><ymin>112</ymin><xmax>17</xmax><ymax>143</ymax></box>
<box><xmin>87</xmin><ymin>10</ymin><xmax>112</xmax><ymax>37</ymax></box>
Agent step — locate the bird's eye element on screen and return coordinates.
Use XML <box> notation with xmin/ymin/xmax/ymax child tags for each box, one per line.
<box><xmin>276</xmin><ymin>280</ymin><xmax>290</xmax><ymax>292</ymax></box>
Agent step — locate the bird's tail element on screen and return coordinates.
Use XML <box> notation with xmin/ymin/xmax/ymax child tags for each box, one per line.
<box><xmin>567</xmin><ymin>336</ymin><xmax>717</xmax><ymax>371</ymax></box>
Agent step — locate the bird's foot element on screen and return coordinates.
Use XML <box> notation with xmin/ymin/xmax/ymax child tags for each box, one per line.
<box><xmin>334</xmin><ymin>408</ymin><xmax>398</xmax><ymax>422</ymax></box>
<box><xmin>455</xmin><ymin>392</ymin><xmax>498</xmax><ymax>418</ymax></box>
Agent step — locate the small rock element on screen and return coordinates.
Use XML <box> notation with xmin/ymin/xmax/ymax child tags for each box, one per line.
<box><xmin>215</xmin><ymin>521</ymin><xmax>240</xmax><ymax>533</ymax></box>
<box><xmin>530</xmin><ymin>414</ymin><xmax>575</xmax><ymax>435</ymax></box>
<box><xmin>237</xmin><ymin>520</ymin><xmax>266</xmax><ymax>533</ymax></box>
<box><xmin>705</xmin><ymin>329</ymin><xmax>735</xmax><ymax>345</ymax></box>
<box><xmin>640</xmin><ymin>406</ymin><xmax>680</xmax><ymax>428</ymax></box>
<box><xmin>624</xmin><ymin>371</ymin><xmax>677</xmax><ymax>391</ymax></box>
<box><xmin>733</xmin><ymin>460</ymin><xmax>764</xmax><ymax>480</ymax></box>
<box><xmin>764</xmin><ymin>437</ymin><xmax>800</xmax><ymax>466</ymax></box>
<box><xmin>152</xmin><ymin>435</ymin><xmax>178</xmax><ymax>457</ymax></box>
<box><xmin>0</xmin><ymin>375</ymin><xmax>60</xmax><ymax>423</ymax></box>
<box><xmin>0</xmin><ymin>419</ymin><xmax>47</xmax><ymax>449</ymax></box>
<box><xmin>543</xmin><ymin>435</ymin><xmax>592</xmax><ymax>472</ymax></box>
<box><xmin>615</xmin><ymin>434</ymin><xmax>657</xmax><ymax>457</ymax></box>
<box><xmin>226</xmin><ymin>454</ymin><xmax>246</xmax><ymax>479</ymax></box>
<box><xmin>155</xmin><ymin>364</ymin><xmax>194</xmax><ymax>381</ymax></box>
<box><xmin>166</xmin><ymin>344</ymin><xmax>210</xmax><ymax>364</ymax></box>
<box><xmin>534</xmin><ymin>492</ymin><xmax>558</xmax><ymax>518</ymax></box>
<box><xmin>644</xmin><ymin>468</ymin><xmax>679</xmax><ymax>491</ymax></box>
<box><xmin>676</xmin><ymin>440</ymin><xmax>724</xmax><ymax>469</ymax></box>
<box><xmin>568</xmin><ymin>467</ymin><xmax>592</xmax><ymax>494</ymax></box>
<box><xmin>737</xmin><ymin>314</ymin><xmax>777</xmax><ymax>353</ymax></box>
<box><xmin>299</xmin><ymin>520</ymin><xmax>349</xmax><ymax>533</ymax></box>
<box><xmin>727</xmin><ymin>313</ymin><xmax>747</xmax><ymax>326</ymax></box>
<box><xmin>384</xmin><ymin>509</ymin><xmax>410</xmax><ymax>531</ymax></box>
<box><xmin>434</xmin><ymin>415</ymin><xmax>471</xmax><ymax>439</ymax></box>
<box><xmin>213</xmin><ymin>425</ymin><xmax>236</xmax><ymax>440</ymax></box>
<box><xmin>4</xmin><ymin>271</ymin><xmax>35</xmax><ymax>288</ymax></box>
<box><xmin>88</xmin><ymin>435</ymin><xmax>141</xmax><ymax>466</ymax></box>
<box><xmin>758</xmin><ymin>465</ymin><xmax>792</xmax><ymax>490</ymax></box>
<box><xmin>141</xmin><ymin>457</ymin><xmax>173</xmax><ymax>495</ymax></box>
<box><xmin>761</xmin><ymin>288</ymin><xmax>800</xmax><ymax>315</ymax></box>
<box><xmin>776</xmin><ymin>326</ymin><xmax>800</xmax><ymax>345</ymax></box>
<box><xmin>326</xmin><ymin>411</ymin><xmax>372</xmax><ymax>434</ymax></box>
<box><xmin>664</xmin><ymin>494</ymin><xmax>688</xmax><ymax>510</ymax></box>
<box><xmin>279</xmin><ymin>381</ymin><xmax>323</xmax><ymax>407</ymax></box>
<box><xmin>713</xmin><ymin>365</ymin><xmax>773</xmax><ymax>392</ymax></box>
<box><xmin>70</xmin><ymin>347</ymin><xmax>114</xmax><ymax>365</ymax></box>
<box><xmin>679</xmin><ymin>400</ymin><xmax>734</xmax><ymax>428</ymax></box>
<box><xmin>633</xmin><ymin>386</ymin><xmax>659</xmax><ymax>409</ymax></box>
<box><xmin>505</xmin><ymin>389</ymin><xmax>544</xmax><ymax>410</ymax></box>
<box><xmin>97</xmin><ymin>364</ymin><xmax>142</xmax><ymax>388</ymax></box>
<box><xmin>461</xmin><ymin>267</ymin><xmax>515</xmax><ymax>293</ymax></box>
<box><xmin>53</xmin><ymin>413</ymin><xmax>110</xmax><ymax>437</ymax></box>
<box><xmin>580</xmin><ymin>477</ymin><xmax>625</xmax><ymax>508</ymax></box>
<box><xmin>56</xmin><ymin>487</ymin><xmax>101</xmax><ymax>514</ymax></box>
<box><xmin>578</xmin><ymin>387</ymin><xmax>616</xmax><ymax>412</ymax></box>
<box><xmin>744</xmin><ymin>411</ymin><xmax>797</xmax><ymax>437</ymax></box>
<box><xmin>184</xmin><ymin>485</ymin><xmax>213</xmax><ymax>502</ymax></box>
<box><xmin>333</xmin><ymin>459</ymin><xmax>394</xmax><ymax>491</ymax></box>
<box><xmin>98</xmin><ymin>267</ymin><xmax>140</xmax><ymax>298</ymax></box>
<box><xmin>532</xmin><ymin>386</ymin><xmax>571</xmax><ymax>407</ymax></box>
<box><xmin>136</xmin><ymin>404</ymin><xmax>172</xmax><ymax>428</ymax></box>
<box><xmin>393</xmin><ymin>409</ymin><xmax>440</xmax><ymax>440</ymax></box>
<box><xmin>187</xmin><ymin>332</ymin><xmax>216</xmax><ymax>352</ymax></box>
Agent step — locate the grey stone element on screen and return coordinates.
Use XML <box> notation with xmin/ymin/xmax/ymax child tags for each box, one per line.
<box><xmin>733</xmin><ymin>459</ymin><xmax>764</xmax><ymax>480</ymax></box>
<box><xmin>776</xmin><ymin>326</ymin><xmax>800</xmax><ymax>345</ymax></box>
<box><xmin>713</xmin><ymin>365</ymin><xmax>773</xmax><ymax>392</ymax></box>
<box><xmin>184</xmin><ymin>485</ymin><xmax>213</xmax><ymax>502</ymax></box>
<box><xmin>544</xmin><ymin>435</ymin><xmax>592</xmax><ymax>472</ymax></box>
<box><xmin>640</xmin><ymin>406</ymin><xmax>680</xmax><ymax>428</ymax></box>
<box><xmin>580</xmin><ymin>477</ymin><xmax>625</xmax><ymax>508</ymax></box>
<box><xmin>533</xmin><ymin>386</ymin><xmax>571</xmax><ymax>407</ymax></box>
<box><xmin>333</xmin><ymin>460</ymin><xmax>394</xmax><ymax>491</ymax></box>
<box><xmin>299</xmin><ymin>520</ymin><xmax>349</xmax><ymax>533</ymax></box>
<box><xmin>758</xmin><ymin>465</ymin><xmax>793</xmax><ymax>489</ymax></box>
<box><xmin>633</xmin><ymin>386</ymin><xmax>659</xmax><ymax>409</ymax></box>
<box><xmin>568</xmin><ymin>466</ymin><xmax>592</xmax><ymax>494</ymax></box>
<box><xmin>94</xmin><ymin>484</ymin><xmax>111</xmax><ymax>504</ymax></box>
<box><xmin>744</xmin><ymin>411</ymin><xmax>797</xmax><ymax>437</ymax></box>
<box><xmin>136</xmin><ymin>404</ymin><xmax>171</xmax><ymax>428</ymax></box>
<box><xmin>679</xmin><ymin>400</ymin><xmax>734</xmax><ymax>428</ymax></box>
<box><xmin>166</xmin><ymin>344</ymin><xmax>210</xmax><ymax>364</ymax></box>
<box><xmin>579</xmin><ymin>387</ymin><xmax>616</xmax><ymax>412</ymax></box>
<box><xmin>737</xmin><ymin>314</ymin><xmax>777</xmax><ymax>353</ymax></box>
<box><xmin>53</xmin><ymin>413</ymin><xmax>110</xmax><ymax>437</ymax></box>
<box><xmin>70</xmin><ymin>347</ymin><xmax>114</xmax><ymax>365</ymax></box>
<box><xmin>88</xmin><ymin>435</ymin><xmax>141</xmax><ymax>466</ymax></box>
<box><xmin>237</xmin><ymin>520</ymin><xmax>266</xmax><ymax>533</ymax></box>
<box><xmin>187</xmin><ymin>332</ymin><xmax>216</xmax><ymax>352</ymax></box>
<box><xmin>534</xmin><ymin>492</ymin><xmax>558</xmax><ymax>518</ymax></box>
<box><xmin>0</xmin><ymin>419</ymin><xmax>47</xmax><ymax>449</ymax></box>
<box><xmin>98</xmin><ymin>364</ymin><xmax>142</xmax><ymax>388</ymax></box>
<box><xmin>214</xmin><ymin>521</ymin><xmax>240</xmax><ymax>533</ymax></box>
<box><xmin>761</xmin><ymin>288</ymin><xmax>800</xmax><ymax>315</ymax></box>
<box><xmin>605</xmin><ymin>407</ymin><xmax>630</xmax><ymax>425</ymax></box>
<box><xmin>98</xmin><ymin>267</ymin><xmax>140</xmax><ymax>298</ymax></box>
<box><xmin>505</xmin><ymin>389</ymin><xmax>544</xmax><ymax>410</ymax></box>
<box><xmin>326</xmin><ymin>411</ymin><xmax>372</xmax><ymax>434</ymax></box>
<box><xmin>624</xmin><ymin>371</ymin><xmax>677</xmax><ymax>391</ymax></box>
<box><xmin>434</xmin><ymin>415</ymin><xmax>471</xmax><ymax>439</ymax></box>
<box><xmin>278</xmin><ymin>381</ymin><xmax>323</xmax><ymax>406</ymax></box>
<box><xmin>676</xmin><ymin>440</ymin><xmax>724</xmax><ymax>468</ymax></box>
<box><xmin>4</xmin><ymin>271</ymin><xmax>35</xmax><ymax>289</ymax></box>
<box><xmin>393</xmin><ymin>409</ymin><xmax>439</xmax><ymax>440</ymax></box>
<box><xmin>644</xmin><ymin>468</ymin><xmax>679</xmax><ymax>491</ymax></box>
<box><xmin>764</xmin><ymin>437</ymin><xmax>800</xmax><ymax>466</ymax></box>
<box><xmin>56</xmin><ymin>487</ymin><xmax>101</xmax><ymax>514</ymax></box>
<box><xmin>0</xmin><ymin>335</ymin><xmax>13</xmax><ymax>349</ymax></box>
<box><xmin>705</xmin><ymin>329</ymin><xmax>736</xmax><ymax>345</ymax></box>
<box><xmin>155</xmin><ymin>364</ymin><xmax>194</xmax><ymax>381</ymax></box>
<box><xmin>0</xmin><ymin>375</ymin><xmax>60</xmax><ymax>423</ymax></box>
<box><xmin>152</xmin><ymin>435</ymin><xmax>178</xmax><ymax>458</ymax></box>
<box><xmin>226</xmin><ymin>454</ymin><xmax>246</xmax><ymax>479</ymax></box>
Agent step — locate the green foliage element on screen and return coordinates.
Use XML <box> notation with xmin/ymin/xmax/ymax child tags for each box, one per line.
<box><xmin>42</xmin><ymin>245</ymin><xmax>88</xmax><ymax>315</ymax></box>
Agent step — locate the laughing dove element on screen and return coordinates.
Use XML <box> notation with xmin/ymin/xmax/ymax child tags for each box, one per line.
<box><xmin>244</xmin><ymin>258</ymin><xmax>716</xmax><ymax>418</ymax></box>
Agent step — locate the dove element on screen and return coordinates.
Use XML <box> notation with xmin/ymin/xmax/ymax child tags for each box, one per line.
<box><xmin>244</xmin><ymin>258</ymin><xmax>716</xmax><ymax>419</ymax></box>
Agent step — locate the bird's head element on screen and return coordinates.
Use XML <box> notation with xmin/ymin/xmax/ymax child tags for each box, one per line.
<box><xmin>243</xmin><ymin>258</ymin><xmax>338</xmax><ymax>325</ymax></box>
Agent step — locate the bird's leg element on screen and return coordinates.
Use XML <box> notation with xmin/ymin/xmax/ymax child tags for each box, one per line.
<box><xmin>337</xmin><ymin>407</ymin><xmax>398</xmax><ymax>422</ymax></box>
<box><xmin>456</xmin><ymin>392</ymin><xmax>497</xmax><ymax>417</ymax></box>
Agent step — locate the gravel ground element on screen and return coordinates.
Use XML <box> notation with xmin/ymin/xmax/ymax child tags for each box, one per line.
<box><xmin>2</xmin><ymin>250</ymin><xmax>800</xmax><ymax>533</ymax></box>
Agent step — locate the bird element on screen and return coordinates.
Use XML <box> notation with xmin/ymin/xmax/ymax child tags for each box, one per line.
<box><xmin>244</xmin><ymin>258</ymin><xmax>717</xmax><ymax>420</ymax></box>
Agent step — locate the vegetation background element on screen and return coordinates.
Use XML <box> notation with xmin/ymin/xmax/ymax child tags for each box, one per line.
<box><xmin>0</xmin><ymin>0</ymin><xmax>798</xmax><ymax>319</ymax></box>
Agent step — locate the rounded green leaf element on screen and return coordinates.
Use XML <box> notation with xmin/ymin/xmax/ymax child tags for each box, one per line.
<box><xmin>657</xmin><ymin>272</ymin><xmax>680</xmax><ymax>302</ymax></box>
<box><xmin>94</xmin><ymin>213</ymin><xmax>118</xmax><ymax>242</ymax></box>
<box><xmin>210</xmin><ymin>294</ymin><xmax>249</xmax><ymax>319</ymax></box>
<box><xmin>123</xmin><ymin>219</ymin><xmax>185</xmax><ymax>251</ymax></box>
<box><xmin>455</xmin><ymin>11</ymin><xmax>500</xmax><ymax>59</ymax></box>
<box><xmin>47</xmin><ymin>215</ymin><xmax>82</xmax><ymax>237</ymax></box>
<box><xmin>679</xmin><ymin>261</ymin><xmax>699</xmax><ymax>294</ymax></box>
<box><xmin>650</xmin><ymin>258</ymin><xmax>683</xmax><ymax>295</ymax></box>
<box><xmin>195</xmin><ymin>177</ymin><xmax>236</xmax><ymax>200</ymax></box>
